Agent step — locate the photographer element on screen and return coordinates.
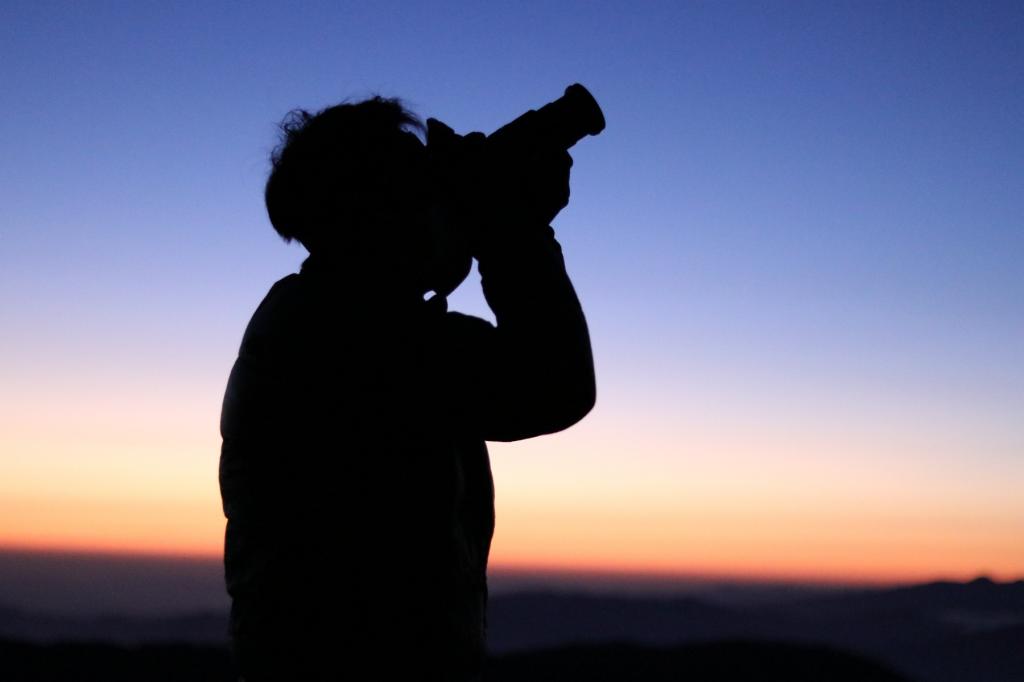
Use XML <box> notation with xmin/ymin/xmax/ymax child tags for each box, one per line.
<box><xmin>219</xmin><ymin>92</ymin><xmax>597</xmax><ymax>681</ymax></box>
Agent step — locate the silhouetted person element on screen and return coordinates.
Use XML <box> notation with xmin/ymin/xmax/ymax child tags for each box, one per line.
<box><xmin>219</xmin><ymin>95</ymin><xmax>595</xmax><ymax>681</ymax></box>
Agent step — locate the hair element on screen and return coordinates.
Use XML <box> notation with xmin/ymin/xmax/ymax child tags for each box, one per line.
<box><xmin>264</xmin><ymin>96</ymin><xmax>425</xmax><ymax>251</ymax></box>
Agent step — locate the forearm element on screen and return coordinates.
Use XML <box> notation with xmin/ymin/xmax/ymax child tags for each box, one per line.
<box><xmin>474</xmin><ymin>222</ymin><xmax>596</xmax><ymax>439</ymax></box>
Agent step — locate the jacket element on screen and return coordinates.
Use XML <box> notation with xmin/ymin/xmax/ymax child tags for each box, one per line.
<box><xmin>219</xmin><ymin>223</ymin><xmax>594</xmax><ymax>680</ymax></box>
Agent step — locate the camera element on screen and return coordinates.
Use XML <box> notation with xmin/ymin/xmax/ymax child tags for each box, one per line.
<box><xmin>422</xmin><ymin>85</ymin><xmax>604</xmax><ymax>296</ymax></box>
<box><xmin>487</xmin><ymin>83</ymin><xmax>605</xmax><ymax>153</ymax></box>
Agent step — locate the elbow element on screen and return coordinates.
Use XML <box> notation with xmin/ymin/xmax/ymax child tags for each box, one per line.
<box><xmin>542</xmin><ymin>371</ymin><xmax>596</xmax><ymax>435</ymax></box>
<box><xmin>483</xmin><ymin>365</ymin><xmax>595</xmax><ymax>442</ymax></box>
<box><xmin>571</xmin><ymin>373</ymin><xmax>597</xmax><ymax>424</ymax></box>
<box><xmin>567</xmin><ymin>342</ymin><xmax>597</xmax><ymax>427</ymax></box>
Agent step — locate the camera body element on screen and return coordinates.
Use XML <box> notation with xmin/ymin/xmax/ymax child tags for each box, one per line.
<box><xmin>423</xmin><ymin>84</ymin><xmax>605</xmax><ymax>296</ymax></box>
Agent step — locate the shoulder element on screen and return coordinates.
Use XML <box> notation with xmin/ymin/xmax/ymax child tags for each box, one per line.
<box><xmin>238</xmin><ymin>274</ymin><xmax>309</xmax><ymax>355</ymax></box>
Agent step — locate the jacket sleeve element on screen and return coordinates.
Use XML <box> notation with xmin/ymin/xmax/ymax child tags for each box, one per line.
<box><xmin>441</xmin><ymin>223</ymin><xmax>595</xmax><ymax>442</ymax></box>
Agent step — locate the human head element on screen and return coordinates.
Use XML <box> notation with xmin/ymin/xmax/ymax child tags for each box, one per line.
<box><xmin>264</xmin><ymin>97</ymin><xmax>430</xmax><ymax>276</ymax></box>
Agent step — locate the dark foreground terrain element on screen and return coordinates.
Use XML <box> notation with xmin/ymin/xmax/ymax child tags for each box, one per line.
<box><xmin>2</xmin><ymin>577</ymin><xmax>1022</xmax><ymax>681</ymax></box>
<box><xmin>487</xmin><ymin>578</ymin><xmax>1024</xmax><ymax>682</ymax></box>
<box><xmin>0</xmin><ymin>638</ymin><xmax>911</xmax><ymax>682</ymax></box>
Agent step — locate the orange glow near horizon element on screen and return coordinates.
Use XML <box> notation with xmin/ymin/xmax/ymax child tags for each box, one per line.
<box><xmin>4</xmin><ymin>0</ymin><xmax>1024</xmax><ymax>614</ymax></box>
<box><xmin>2</xmin><ymin>471</ymin><xmax>1021</xmax><ymax>585</ymax></box>
<box><xmin>1</xmin><ymin>378</ymin><xmax>1021</xmax><ymax>586</ymax></box>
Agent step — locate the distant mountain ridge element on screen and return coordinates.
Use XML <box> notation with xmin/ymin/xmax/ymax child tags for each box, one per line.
<box><xmin>1</xmin><ymin>578</ymin><xmax>1022</xmax><ymax>682</ymax></box>
<box><xmin>486</xmin><ymin>577</ymin><xmax>1024</xmax><ymax>682</ymax></box>
<box><xmin>0</xmin><ymin>638</ymin><xmax>914</xmax><ymax>682</ymax></box>
<box><xmin>0</xmin><ymin>603</ymin><xmax>227</xmax><ymax>645</ymax></box>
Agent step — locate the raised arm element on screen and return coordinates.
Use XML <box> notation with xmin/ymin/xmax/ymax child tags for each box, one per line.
<box><xmin>442</xmin><ymin>222</ymin><xmax>595</xmax><ymax>442</ymax></box>
<box><xmin>426</xmin><ymin>107</ymin><xmax>597</xmax><ymax>441</ymax></box>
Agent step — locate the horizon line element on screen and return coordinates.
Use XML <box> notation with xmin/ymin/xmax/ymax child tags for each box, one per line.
<box><xmin>1</xmin><ymin>543</ymin><xmax>1018</xmax><ymax>588</ymax></box>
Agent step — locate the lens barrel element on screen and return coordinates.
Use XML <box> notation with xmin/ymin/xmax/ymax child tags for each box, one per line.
<box><xmin>534</xmin><ymin>83</ymin><xmax>606</xmax><ymax>150</ymax></box>
<box><xmin>487</xmin><ymin>84</ymin><xmax>605</xmax><ymax>152</ymax></box>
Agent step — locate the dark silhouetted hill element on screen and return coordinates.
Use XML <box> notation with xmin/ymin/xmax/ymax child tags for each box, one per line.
<box><xmin>0</xmin><ymin>639</ymin><xmax>232</xmax><ymax>682</ymax></box>
<box><xmin>485</xmin><ymin>578</ymin><xmax>1024</xmax><ymax>682</ymax></box>
<box><xmin>0</xmin><ymin>638</ymin><xmax>911</xmax><ymax>682</ymax></box>
<box><xmin>1</xmin><ymin>578</ymin><xmax>1022</xmax><ymax>681</ymax></box>
<box><xmin>488</xmin><ymin>640</ymin><xmax>913</xmax><ymax>681</ymax></box>
<box><xmin>487</xmin><ymin>591</ymin><xmax>746</xmax><ymax>650</ymax></box>
<box><xmin>0</xmin><ymin>603</ymin><xmax>227</xmax><ymax>645</ymax></box>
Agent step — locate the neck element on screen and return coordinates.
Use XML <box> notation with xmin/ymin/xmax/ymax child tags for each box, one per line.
<box><xmin>300</xmin><ymin>251</ymin><xmax>427</xmax><ymax>304</ymax></box>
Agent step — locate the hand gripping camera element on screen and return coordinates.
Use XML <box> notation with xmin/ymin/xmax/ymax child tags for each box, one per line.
<box><xmin>425</xmin><ymin>84</ymin><xmax>605</xmax><ymax>296</ymax></box>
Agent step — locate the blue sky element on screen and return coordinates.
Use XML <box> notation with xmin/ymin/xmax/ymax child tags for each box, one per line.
<box><xmin>1</xmin><ymin>1</ymin><xmax>1021</xmax><ymax>579</ymax></box>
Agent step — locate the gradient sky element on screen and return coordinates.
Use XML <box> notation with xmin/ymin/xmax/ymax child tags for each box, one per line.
<box><xmin>2</xmin><ymin>1</ymin><xmax>1022</xmax><ymax>584</ymax></box>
